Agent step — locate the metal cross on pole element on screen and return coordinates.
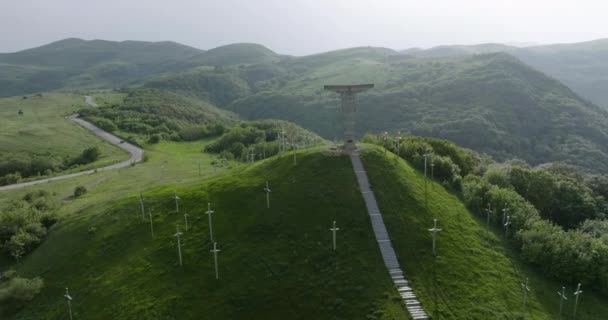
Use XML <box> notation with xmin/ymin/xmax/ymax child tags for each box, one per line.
<box><xmin>206</xmin><ymin>203</ymin><xmax>214</xmax><ymax>242</ymax></box>
<box><xmin>64</xmin><ymin>287</ymin><xmax>73</xmax><ymax>320</ymax></box>
<box><xmin>148</xmin><ymin>208</ymin><xmax>154</xmax><ymax>238</ymax></box>
<box><xmin>557</xmin><ymin>286</ymin><xmax>568</xmax><ymax>317</ymax></box>
<box><xmin>184</xmin><ymin>212</ymin><xmax>189</xmax><ymax>231</ymax></box>
<box><xmin>485</xmin><ymin>203</ymin><xmax>493</xmax><ymax>227</ymax></box>
<box><xmin>139</xmin><ymin>193</ymin><xmax>145</xmax><ymax>220</ymax></box>
<box><xmin>173</xmin><ymin>192</ymin><xmax>180</xmax><ymax>213</ymax></box>
<box><xmin>504</xmin><ymin>215</ymin><xmax>512</xmax><ymax>237</ymax></box>
<box><xmin>174</xmin><ymin>224</ymin><xmax>183</xmax><ymax>266</ymax></box>
<box><xmin>264</xmin><ymin>181</ymin><xmax>271</xmax><ymax>209</ymax></box>
<box><xmin>428</xmin><ymin>219</ymin><xmax>442</xmax><ymax>257</ymax></box>
<box><xmin>329</xmin><ymin>220</ymin><xmax>340</xmax><ymax>251</ymax></box>
<box><xmin>210</xmin><ymin>242</ymin><xmax>220</xmax><ymax>280</ymax></box>
<box><xmin>573</xmin><ymin>283</ymin><xmax>583</xmax><ymax>320</ymax></box>
<box><xmin>521</xmin><ymin>278</ymin><xmax>531</xmax><ymax>314</ymax></box>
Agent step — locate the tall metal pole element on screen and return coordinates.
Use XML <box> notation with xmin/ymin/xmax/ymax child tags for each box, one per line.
<box><xmin>174</xmin><ymin>224</ymin><xmax>183</xmax><ymax>266</ymax></box>
<box><xmin>573</xmin><ymin>283</ymin><xmax>583</xmax><ymax>320</ymax></box>
<box><xmin>557</xmin><ymin>286</ymin><xmax>568</xmax><ymax>318</ymax></box>
<box><xmin>330</xmin><ymin>221</ymin><xmax>340</xmax><ymax>251</ymax></box>
<box><xmin>206</xmin><ymin>203</ymin><xmax>214</xmax><ymax>242</ymax></box>
<box><xmin>64</xmin><ymin>287</ymin><xmax>73</xmax><ymax>320</ymax></box>
<box><xmin>210</xmin><ymin>242</ymin><xmax>220</xmax><ymax>280</ymax></box>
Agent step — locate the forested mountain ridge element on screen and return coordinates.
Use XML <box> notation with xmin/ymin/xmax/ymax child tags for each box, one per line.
<box><xmin>5</xmin><ymin>38</ymin><xmax>608</xmax><ymax>171</ymax></box>
<box><xmin>147</xmin><ymin>49</ymin><xmax>608</xmax><ymax>171</ymax></box>
<box><xmin>402</xmin><ymin>38</ymin><xmax>608</xmax><ymax>108</ymax></box>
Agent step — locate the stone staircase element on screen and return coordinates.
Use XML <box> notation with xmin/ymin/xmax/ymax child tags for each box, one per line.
<box><xmin>350</xmin><ymin>152</ymin><xmax>430</xmax><ymax>320</ymax></box>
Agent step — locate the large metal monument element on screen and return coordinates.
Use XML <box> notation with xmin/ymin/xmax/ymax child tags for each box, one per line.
<box><xmin>324</xmin><ymin>84</ymin><xmax>374</xmax><ymax>151</ymax></box>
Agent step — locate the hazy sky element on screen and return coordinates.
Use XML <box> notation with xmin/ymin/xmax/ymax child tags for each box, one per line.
<box><xmin>2</xmin><ymin>0</ymin><xmax>608</xmax><ymax>55</ymax></box>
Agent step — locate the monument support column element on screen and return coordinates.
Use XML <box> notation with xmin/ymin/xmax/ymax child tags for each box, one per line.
<box><xmin>325</xmin><ymin>84</ymin><xmax>374</xmax><ymax>152</ymax></box>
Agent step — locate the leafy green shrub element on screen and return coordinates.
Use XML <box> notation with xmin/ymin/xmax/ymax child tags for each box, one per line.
<box><xmin>73</xmin><ymin>186</ymin><xmax>87</xmax><ymax>197</ymax></box>
<box><xmin>0</xmin><ymin>273</ymin><xmax>44</xmax><ymax>314</ymax></box>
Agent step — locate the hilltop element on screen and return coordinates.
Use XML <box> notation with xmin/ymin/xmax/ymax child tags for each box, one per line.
<box><xmin>3</xmin><ymin>144</ymin><xmax>608</xmax><ymax>319</ymax></box>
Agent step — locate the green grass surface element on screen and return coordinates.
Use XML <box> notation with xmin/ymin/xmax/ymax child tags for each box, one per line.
<box><xmin>361</xmin><ymin>146</ymin><xmax>608</xmax><ymax>319</ymax></box>
<box><xmin>0</xmin><ymin>93</ymin><xmax>128</xmax><ymax>173</ymax></box>
<box><xmin>5</xmin><ymin>150</ymin><xmax>409</xmax><ymax>320</ymax></box>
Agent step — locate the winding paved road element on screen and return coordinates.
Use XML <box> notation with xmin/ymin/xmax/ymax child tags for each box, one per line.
<box><xmin>0</xmin><ymin>99</ymin><xmax>143</xmax><ymax>191</ymax></box>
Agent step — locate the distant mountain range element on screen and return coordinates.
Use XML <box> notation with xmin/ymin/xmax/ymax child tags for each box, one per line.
<box><xmin>4</xmin><ymin>38</ymin><xmax>608</xmax><ymax>170</ymax></box>
<box><xmin>401</xmin><ymin>39</ymin><xmax>608</xmax><ymax>108</ymax></box>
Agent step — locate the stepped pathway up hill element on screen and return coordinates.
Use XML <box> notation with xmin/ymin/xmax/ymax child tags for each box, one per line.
<box><xmin>350</xmin><ymin>151</ymin><xmax>430</xmax><ymax>320</ymax></box>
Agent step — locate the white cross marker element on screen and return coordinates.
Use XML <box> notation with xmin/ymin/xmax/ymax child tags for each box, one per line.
<box><xmin>521</xmin><ymin>278</ymin><xmax>531</xmax><ymax>313</ymax></box>
<box><xmin>557</xmin><ymin>286</ymin><xmax>568</xmax><ymax>316</ymax></box>
<box><xmin>148</xmin><ymin>208</ymin><xmax>154</xmax><ymax>238</ymax></box>
<box><xmin>64</xmin><ymin>287</ymin><xmax>73</xmax><ymax>320</ymax></box>
<box><xmin>428</xmin><ymin>219</ymin><xmax>442</xmax><ymax>256</ymax></box>
<box><xmin>329</xmin><ymin>220</ymin><xmax>340</xmax><ymax>251</ymax></box>
<box><xmin>206</xmin><ymin>203</ymin><xmax>215</xmax><ymax>242</ymax></box>
<box><xmin>184</xmin><ymin>212</ymin><xmax>189</xmax><ymax>231</ymax></box>
<box><xmin>139</xmin><ymin>193</ymin><xmax>145</xmax><ymax>220</ymax></box>
<box><xmin>173</xmin><ymin>192</ymin><xmax>180</xmax><ymax>213</ymax></box>
<box><xmin>485</xmin><ymin>203</ymin><xmax>493</xmax><ymax>227</ymax></box>
<box><xmin>504</xmin><ymin>215</ymin><xmax>512</xmax><ymax>237</ymax></box>
<box><xmin>264</xmin><ymin>181</ymin><xmax>272</xmax><ymax>209</ymax></box>
<box><xmin>174</xmin><ymin>224</ymin><xmax>183</xmax><ymax>266</ymax></box>
<box><xmin>210</xmin><ymin>242</ymin><xmax>220</xmax><ymax>280</ymax></box>
<box><xmin>573</xmin><ymin>283</ymin><xmax>583</xmax><ymax>320</ymax></box>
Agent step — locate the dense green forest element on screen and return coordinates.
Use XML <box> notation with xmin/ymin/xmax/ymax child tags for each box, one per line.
<box><xmin>364</xmin><ymin>133</ymin><xmax>608</xmax><ymax>295</ymax></box>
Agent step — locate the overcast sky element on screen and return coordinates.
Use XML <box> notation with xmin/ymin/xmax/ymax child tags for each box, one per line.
<box><xmin>2</xmin><ymin>0</ymin><xmax>608</xmax><ymax>55</ymax></box>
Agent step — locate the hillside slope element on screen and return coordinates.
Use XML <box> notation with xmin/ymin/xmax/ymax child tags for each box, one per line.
<box><xmin>5</xmin><ymin>151</ymin><xmax>408</xmax><ymax>319</ymax></box>
<box><xmin>360</xmin><ymin>146</ymin><xmax>608</xmax><ymax>319</ymax></box>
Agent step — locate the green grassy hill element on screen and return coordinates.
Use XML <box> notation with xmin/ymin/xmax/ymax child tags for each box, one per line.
<box><xmin>360</xmin><ymin>146</ymin><xmax>608</xmax><ymax>319</ymax></box>
<box><xmin>0</xmin><ymin>93</ymin><xmax>128</xmax><ymax>180</ymax></box>
<box><xmin>4</xmin><ymin>150</ymin><xmax>408</xmax><ymax>320</ymax></box>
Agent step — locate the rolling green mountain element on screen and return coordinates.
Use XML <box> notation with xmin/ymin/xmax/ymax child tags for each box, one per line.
<box><xmin>402</xmin><ymin>39</ymin><xmax>608</xmax><ymax>108</ymax></box>
<box><xmin>0</xmin><ymin>38</ymin><xmax>204</xmax><ymax>96</ymax></box>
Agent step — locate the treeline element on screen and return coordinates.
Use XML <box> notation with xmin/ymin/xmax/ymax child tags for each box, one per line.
<box><xmin>79</xmin><ymin>88</ymin><xmax>236</xmax><ymax>145</ymax></box>
<box><xmin>0</xmin><ymin>147</ymin><xmax>100</xmax><ymax>186</ymax></box>
<box><xmin>364</xmin><ymin>133</ymin><xmax>608</xmax><ymax>295</ymax></box>
<box><xmin>205</xmin><ymin>120</ymin><xmax>322</xmax><ymax>161</ymax></box>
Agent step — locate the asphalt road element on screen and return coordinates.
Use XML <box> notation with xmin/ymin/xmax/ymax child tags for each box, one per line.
<box><xmin>0</xmin><ymin>101</ymin><xmax>143</xmax><ymax>191</ymax></box>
